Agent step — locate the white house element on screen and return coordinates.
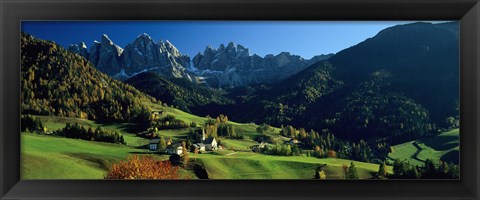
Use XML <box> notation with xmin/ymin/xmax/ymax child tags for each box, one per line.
<box><xmin>167</xmin><ymin>143</ymin><xmax>183</xmax><ymax>155</ymax></box>
<box><xmin>192</xmin><ymin>143</ymin><xmax>206</xmax><ymax>152</ymax></box>
<box><xmin>149</xmin><ymin>139</ymin><xmax>160</xmax><ymax>151</ymax></box>
<box><xmin>286</xmin><ymin>138</ymin><xmax>300</xmax><ymax>145</ymax></box>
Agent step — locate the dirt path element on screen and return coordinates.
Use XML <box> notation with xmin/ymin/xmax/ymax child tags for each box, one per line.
<box><xmin>225</xmin><ymin>151</ymin><xmax>239</xmax><ymax>156</ymax></box>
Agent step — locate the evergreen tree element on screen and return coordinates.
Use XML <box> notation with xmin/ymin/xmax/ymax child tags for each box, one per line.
<box><xmin>346</xmin><ymin>161</ymin><xmax>359</xmax><ymax>179</ymax></box>
<box><xmin>378</xmin><ymin>161</ymin><xmax>387</xmax><ymax>177</ymax></box>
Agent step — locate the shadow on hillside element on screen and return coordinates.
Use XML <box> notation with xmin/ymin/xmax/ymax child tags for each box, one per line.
<box><xmin>421</xmin><ymin>136</ymin><xmax>459</xmax><ymax>151</ymax></box>
<box><xmin>440</xmin><ymin>150</ymin><xmax>459</xmax><ymax>164</ymax></box>
<box><xmin>411</xmin><ymin>141</ymin><xmax>426</xmax><ymax>163</ymax></box>
<box><xmin>128</xmin><ymin>151</ymin><xmax>159</xmax><ymax>155</ymax></box>
<box><xmin>65</xmin><ymin>153</ymin><xmax>112</xmax><ymax>170</ymax></box>
<box><xmin>96</xmin><ymin>122</ymin><xmax>147</xmax><ymax>134</ymax></box>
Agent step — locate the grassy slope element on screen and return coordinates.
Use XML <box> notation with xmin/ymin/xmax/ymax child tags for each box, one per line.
<box><xmin>36</xmin><ymin>115</ymin><xmax>150</xmax><ymax>147</ymax></box>
<box><xmin>388</xmin><ymin>128</ymin><xmax>459</xmax><ymax>166</ymax></box>
<box><xmin>21</xmin><ymin>133</ymin><xmax>190</xmax><ymax>179</ymax></box>
<box><xmin>220</xmin><ymin>139</ymin><xmax>258</xmax><ymax>151</ymax></box>
<box><xmin>21</xmin><ymin>133</ymin><xmax>143</xmax><ymax>179</ymax></box>
<box><xmin>191</xmin><ymin>152</ymin><xmax>392</xmax><ymax>179</ymax></box>
<box><xmin>146</xmin><ymin>102</ymin><xmax>280</xmax><ymax>136</ymax></box>
<box><xmin>24</xmin><ymin>105</ymin><xmax>395</xmax><ymax>180</ymax></box>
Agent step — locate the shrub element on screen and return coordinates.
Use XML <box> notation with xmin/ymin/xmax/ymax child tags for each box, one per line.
<box><xmin>105</xmin><ymin>155</ymin><xmax>181</xmax><ymax>179</ymax></box>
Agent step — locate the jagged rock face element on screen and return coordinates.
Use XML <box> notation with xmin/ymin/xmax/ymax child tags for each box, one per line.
<box><xmin>69</xmin><ymin>34</ymin><xmax>332</xmax><ymax>88</ymax></box>
<box><xmin>155</xmin><ymin>40</ymin><xmax>190</xmax><ymax>78</ymax></box>
<box><xmin>120</xmin><ymin>34</ymin><xmax>190</xmax><ymax>77</ymax></box>
<box><xmin>68</xmin><ymin>42</ymin><xmax>89</xmax><ymax>59</ymax></box>
<box><xmin>192</xmin><ymin>43</ymin><xmax>333</xmax><ymax>87</ymax></box>
<box><xmin>193</xmin><ymin>42</ymin><xmax>250</xmax><ymax>72</ymax></box>
<box><xmin>88</xmin><ymin>34</ymin><xmax>123</xmax><ymax>76</ymax></box>
<box><xmin>121</xmin><ymin>33</ymin><xmax>160</xmax><ymax>74</ymax></box>
<box><xmin>80</xmin><ymin>33</ymin><xmax>190</xmax><ymax>79</ymax></box>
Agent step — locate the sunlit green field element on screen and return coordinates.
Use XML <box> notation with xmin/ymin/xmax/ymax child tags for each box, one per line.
<box><xmin>388</xmin><ymin>129</ymin><xmax>459</xmax><ymax>166</ymax></box>
<box><xmin>191</xmin><ymin>152</ymin><xmax>392</xmax><ymax>179</ymax></box>
<box><xmin>22</xmin><ymin>111</ymin><xmax>395</xmax><ymax>180</ymax></box>
<box><xmin>21</xmin><ymin>133</ymin><xmax>151</xmax><ymax>179</ymax></box>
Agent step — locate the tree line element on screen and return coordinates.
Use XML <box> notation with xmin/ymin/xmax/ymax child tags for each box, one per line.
<box><xmin>21</xmin><ymin>33</ymin><xmax>155</xmax><ymax>123</ymax></box>
<box><xmin>53</xmin><ymin>123</ymin><xmax>125</xmax><ymax>144</ymax></box>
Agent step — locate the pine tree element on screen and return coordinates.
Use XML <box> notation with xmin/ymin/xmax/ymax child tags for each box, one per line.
<box><xmin>378</xmin><ymin>161</ymin><xmax>387</xmax><ymax>177</ymax></box>
<box><xmin>346</xmin><ymin>161</ymin><xmax>359</xmax><ymax>179</ymax></box>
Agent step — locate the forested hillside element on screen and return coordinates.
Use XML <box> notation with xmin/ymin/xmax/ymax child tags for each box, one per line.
<box><xmin>192</xmin><ymin>22</ymin><xmax>459</xmax><ymax>144</ymax></box>
<box><xmin>21</xmin><ymin>33</ymin><xmax>156</xmax><ymax>122</ymax></box>
<box><xmin>125</xmin><ymin>72</ymin><xmax>234</xmax><ymax>112</ymax></box>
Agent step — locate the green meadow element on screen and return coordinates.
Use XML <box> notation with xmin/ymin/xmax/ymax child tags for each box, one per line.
<box><xmin>22</xmin><ymin>108</ymin><xmax>448</xmax><ymax>180</ymax></box>
<box><xmin>388</xmin><ymin>129</ymin><xmax>459</xmax><ymax>166</ymax></box>
<box><xmin>21</xmin><ymin>133</ymin><xmax>145</xmax><ymax>179</ymax></box>
<box><xmin>191</xmin><ymin>152</ymin><xmax>392</xmax><ymax>179</ymax></box>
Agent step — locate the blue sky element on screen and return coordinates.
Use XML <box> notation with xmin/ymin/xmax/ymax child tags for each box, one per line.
<box><xmin>22</xmin><ymin>21</ymin><xmax>446</xmax><ymax>59</ymax></box>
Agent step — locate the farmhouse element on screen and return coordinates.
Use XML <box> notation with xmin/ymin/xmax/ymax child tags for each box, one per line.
<box><xmin>166</xmin><ymin>143</ymin><xmax>183</xmax><ymax>155</ymax></box>
<box><xmin>192</xmin><ymin>143</ymin><xmax>206</xmax><ymax>152</ymax></box>
<box><xmin>286</xmin><ymin>138</ymin><xmax>301</xmax><ymax>145</ymax></box>
<box><xmin>149</xmin><ymin>139</ymin><xmax>160</xmax><ymax>151</ymax></box>
<box><xmin>151</xmin><ymin>110</ymin><xmax>166</xmax><ymax>120</ymax></box>
<box><xmin>251</xmin><ymin>142</ymin><xmax>268</xmax><ymax>152</ymax></box>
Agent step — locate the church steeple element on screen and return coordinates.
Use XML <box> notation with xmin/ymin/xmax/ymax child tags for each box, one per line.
<box><xmin>202</xmin><ymin>128</ymin><xmax>206</xmax><ymax>142</ymax></box>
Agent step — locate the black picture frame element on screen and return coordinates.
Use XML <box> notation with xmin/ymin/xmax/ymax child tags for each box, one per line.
<box><xmin>1</xmin><ymin>0</ymin><xmax>479</xmax><ymax>199</ymax></box>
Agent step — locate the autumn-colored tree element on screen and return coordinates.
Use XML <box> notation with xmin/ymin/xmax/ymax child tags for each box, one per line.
<box><xmin>342</xmin><ymin>164</ymin><xmax>348</xmax><ymax>179</ymax></box>
<box><xmin>314</xmin><ymin>170</ymin><xmax>327</xmax><ymax>180</ymax></box>
<box><xmin>105</xmin><ymin>155</ymin><xmax>181</xmax><ymax>179</ymax></box>
<box><xmin>158</xmin><ymin>136</ymin><xmax>167</xmax><ymax>152</ymax></box>
<box><xmin>181</xmin><ymin>141</ymin><xmax>189</xmax><ymax>168</ymax></box>
<box><xmin>327</xmin><ymin>149</ymin><xmax>337</xmax><ymax>158</ymax></box>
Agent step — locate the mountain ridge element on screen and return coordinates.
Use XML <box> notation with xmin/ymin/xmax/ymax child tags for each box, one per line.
<box><xmin>68</xmin><ymin>34</ymin><xmax>333</xmax><ymax>88</ymax></box>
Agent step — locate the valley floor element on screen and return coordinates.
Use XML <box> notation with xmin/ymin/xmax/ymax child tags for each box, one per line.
<box><xmin>20</xmin><ymin>113</ymin><xmax>458</xmax><ymax>180</ymax></box>
<box><xmin>21</xmin><ymin>133</ymin><xmax>391</xmax><ymax>179</ymax></box>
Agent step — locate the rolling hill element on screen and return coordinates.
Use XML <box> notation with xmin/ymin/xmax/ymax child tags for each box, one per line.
<box><xmin>125</xmin><ymin>72</ymin><xmax>234</xmax><ymax>112</ymax></box>
<box><xmin>21</xmin><ymin>33</ymin><xmax>155</xmax><ymax>123</ymax></box>
<box><xmin>20</xmin><ymin>22</ymin><xmax>460</xmax><ymax>180</ymax></box>
<box><xmin>388</xmin><ymin>128</ymin><xmax>459</xmax><ymax>166</ymax></box>
<box><xmin>208</xmin><ymin>22</ymin><xmax>460</xmax><ymax>144</ymax></box>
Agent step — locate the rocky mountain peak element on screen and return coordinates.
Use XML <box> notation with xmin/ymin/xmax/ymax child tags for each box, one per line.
<box><xmin>68</xmin><ymin>42</ymin><xmax>89</xmax><ymax>59</ymax></box>
<box><xmin>69</xmin><ymin>33</ymin><xmax>332</xmax><ymax>88</ymax></box>
<box><xmin>192</xmin><ymin>43</ymin><xmax>332</xmax><ymax>87</ymax></box>
<box><xmin>133</xmin><ymin>33</ymin><xmax>155</xmax><ymax>46</ymax></box>
<box><xmin>101</xmin><ymin>34</ymin><xmax>114</xmax><ymax>45</ymax></box>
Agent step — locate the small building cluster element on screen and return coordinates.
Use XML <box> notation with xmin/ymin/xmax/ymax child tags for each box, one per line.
<box><xmin>148</xmin><ymin>128</ymin><xmax>217</xmax><ymax>155</ymax></box>
<box><xmin>148</xmin><ymin>137</ymin><xmax>172</xmax><ymax>151</ymax></box>
<box><xmin>251</xmin><ymin>142</ymin><xmax>268</xmax><ymax>152</ymax></box>
<box><xmin>151</xmin><ymin>110</ymin><xmax>166</xmax><ymax>120</ymax></box>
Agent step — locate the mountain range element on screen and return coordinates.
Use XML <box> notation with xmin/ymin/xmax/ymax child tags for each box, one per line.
<box><xmin>66</xmin><ymin>21</ymin><xmax>459</xmax><ymax>143</ymax></box>
<box><xmin>189</xmin><ymin>22</ymin><xmax>459</xmax><ymax>143</ymax></box>
<box><xmin>68</xmin><ymin>34</ymin><xmax>332</xmax><ymax>88</ymax></box>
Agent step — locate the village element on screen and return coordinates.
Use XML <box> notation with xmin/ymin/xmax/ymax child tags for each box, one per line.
<box><xmin>148</xmin><ymin>128</ymin><xmax>219</xmax><ymax>156</ymax></box>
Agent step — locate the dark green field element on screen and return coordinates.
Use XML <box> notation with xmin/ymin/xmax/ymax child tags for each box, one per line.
<box><xmin>22</xmin><ymin>113</ymin><xmax>392</xmax><ymax>179</ymax></box>
<box><xmin>388</xmin><ymin>129</ymin><xmax>459</xmax><ymax>166</ymax></box>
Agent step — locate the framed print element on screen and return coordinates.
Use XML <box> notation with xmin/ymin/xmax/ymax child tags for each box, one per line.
<box><xmin>1</xmin><ymin>0</ymin><xmax>479</xmax><ymax>199</ymax></box>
